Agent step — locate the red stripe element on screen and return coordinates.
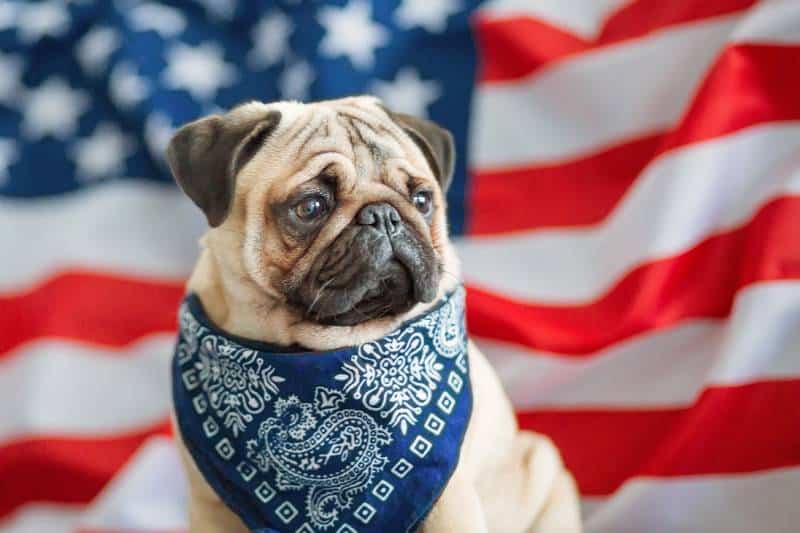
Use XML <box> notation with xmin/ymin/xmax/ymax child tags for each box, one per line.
<box><xmin>518</xmin><ymin>379</ymin><xmax>800</xmax><ymax>496</ymax></box>
<box><xmin>469</xmin><ymin>44</ymin><xmax>800</xmax><ymax>234</ymax></box>
<box><xmin>599</xmin><ymin>0</ymin><xmax>757</xmax><ymax>43</ymax></box>
<box><xmin>467</xmin><ymin>195</ymin><xmax>800</xmax><ymax>355</ymax></box>
<box><xmin>661</xmin><ymin>44</ymin><xmax>800</xmax><ymax>152</ymax></box>
<box><xmin>0</xmin><ymin>272</ymin><xmax>184</xmax><ymax>356</ymax></box>
<box><xmin>474</xmin><ymin>16</ymin><xmax>587</xmax><ymax>83</ymax></box>
<box><xmin>5</xmin><ymin>383</ymin><xmax>796</xmax><ymax>514</ymax></box>
<box><xmin>2</xmin><ymin>197</ymin><xmax>798</xmax><ymax>355</ymax></box>
<box><xmin>0</xmin><ymin>421</ymin><xmax>171</xmax><ymax>520</ymax></box>
<box><xmin>470</xmin><ymin>133</ymin><xmax>662</xmax><ymax>234</ymax></box>
<box><xmin>476</xmin><ymin>0</ymin><xmax>757</xmax><ymax>83</ymax></box>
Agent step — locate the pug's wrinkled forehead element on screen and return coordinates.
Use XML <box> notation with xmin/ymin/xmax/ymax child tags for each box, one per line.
<box><xmin>167</xmin><ymin>96</ymin><xmax>456</xmax><ymax>326</ymax></box>
<box><xmin>168</xmin><ymin>97</ymin><xmax>452</xmax><ymax>224</ymax></box>
<box><xmin>265</xmin><ymin>97</ymin><xmax>452</xmax><ymax>195</ymax></box>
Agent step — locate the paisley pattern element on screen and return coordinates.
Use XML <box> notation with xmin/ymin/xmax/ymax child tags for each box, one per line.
<box><xmin>247</xmin><ymin>388</ymin><xmax>392</xmax><ymax>529</ymax></box>
<box><xmin>172</xmin><ymin>287</ymin><xmax>471</xmax><ymax>532</ymax></box>
<box><xmin>427</xmin><ymin>292</ymin><xmax>469</xmax><ymax>360</ymax></box>
<box><xmin>334</xmin><ymin>292</ymin><xmax>467</xmax><ymax>435</ymax></box>
<box><xmin>179</xmin><ymin>308</ymin><xmax>285</xmax><ymax>437</ymax></box>
<box><xmin>335</xmin><ymin>327</ymin><xmax>444</xmax><ymax>435</ymax></box>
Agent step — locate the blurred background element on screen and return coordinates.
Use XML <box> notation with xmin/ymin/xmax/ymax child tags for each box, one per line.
<box><xmin>2</xmin><ymin>0</ymin><xmax>800</xmax><ymax>532</ymax></box>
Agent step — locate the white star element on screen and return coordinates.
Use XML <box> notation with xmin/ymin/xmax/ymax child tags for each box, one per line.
<box><xmin>279</xmin><ymin>59</ymin><xmax>315</xmax><ymax>101</ymax></box>
<box><xmin>70</xmin><ymin>122</ymin><xmax>136</xmax><ymax>181</ymax></box>
<box><xmin>110</xmin><ymin>62</ymin><xmax>149</xmax><ymax>109</ymax></box>
<box><xmin>248</xmin><ymin>10</ymin><xmax>293</xmax><ymax>69</ymax></box>
<box><xmin>16</xmin><ymin>1</ymin><xmax>70</xmax><ymax>43</ymax></box>
<box><xmin>0</xmin><ymin>53</ymin><xmax>23</xmax><ymax>105</ymax></box>
<box><xmin>128</xmin><ymin>2</ymin><xmax>186</xmax><ymax>38</ymax></box>
<box><xmin>395</xmin><ymin>0</ymin><xmax>460</xmax><ymax>33</ymax></box>
<box><xmin>197</xmin><ymin>0</ymin><xmax>237</xmax><ymax>20</ymax></box>
<box><xmin>21</xmin><ymin>78</ymin><xmax>89</xmax><ymax>140</ymax></box>
<box><xmin>318</xmin><ymin>0</ymin><xmax>389</xmax><ymax>70</ymax></box>
<box><xmin>371</xmin><ymin>68</ymin><xmax>441</xmax><ymax>118</ymax></box>
<box><xmin>0</xmin><ymin>139</ymin><xmax>18</xmax><ymax>185</ymax></box>
<box><xmin>0</xmin><ymin>1</ymin><xmax>20</xmax><ymax>31</ymax></box>
<box><xmin>162</xmin><ymin>42</ymin><xmax>237</xmax><ymax>101</ymax></box>
<box><xmin>75</xmin><ymin>26</ymin><xmax>120</xmax><ymax>76</ymax></box>
<box><xmin>144</xmin><ymin>112</ymin><xmax>176</xmax><ymax>164</ymax></box>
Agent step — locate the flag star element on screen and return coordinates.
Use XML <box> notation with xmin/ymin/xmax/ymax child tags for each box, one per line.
<box><xmin>70</xmin><ymin>122</ymin><xmax>136</xmax><ymax>181</ymax></box>
<box><xmin>110</xmin><ymin>62</ymin><xmax>149</xmax><ymax>109</ymax></box>
<box><xmin>0</xmin><ymin>53</ymin><xmax>23</xmax><ymax>105</ymax></box>
<box><xmin>248</xmin><ymin>10</ymin><xmax>293</xmax><ymax>69</ymax></box>
<box><xmin>21</xmin><ymin>78</ymin><xmax>89</xmax><ymax>140</ymax></box>
<box><xmin>16</xmin><ymin>1</ymin><xmax>70</xmax><ymax>43</ymax></box>
<box><xmin>162</xmin><ymin>42</ymin><xmax>237</xmax><ymax>102</ymax></box>
<box><xmin>0</xmin><ymin>139</ymin><xmax>18</xmax><ymax>185</ymax></box>
<box><xmin>371</xmin><ymin>68</ymin><xmax>441</xmax><ymax>118</ymax></box>
<box><xmin>197</xmin><ymin>0</ymin><xmax>237</xmax><ymax>20</ymax></box>
<box><xmin>75</xmin><ymin>26</ymin><xmax>120</xmax><ymax>76</ymax></box>
<box><xmin>395</xmin><ymin>0</ymin><xmax>460</xmax><ymax>33</ymax></box>
<box><xmin>279</xmin><ymin>59</ymin><xmax>315</xmax><ymax>101</ymax></box>
<box><xmin>0</xmin><ymin>1</ymin><xmax>20</xmax><ymax>31</ymax></box>
<box><xmin>318</xmin><ymin>0</ymin><xmax>389</xmax><ymax>70</ymax></box>
<box><xmin>128</xmin><ymin>2</ymin><xmax>187</xmax><ymax>37</ymax></box>
<box><xmin>144</xmin><ymin>112</ymin><xmax>176</xmax><ymax>164</ymax></box>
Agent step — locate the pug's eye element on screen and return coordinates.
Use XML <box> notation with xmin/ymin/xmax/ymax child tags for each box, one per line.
<box><xmin>411</xmin><ymin>190</ymin><xmax>433</xmax><ymax>215</ymax></box>
<box><xmin>294</xmin><ymin>194</ymin><xmax>329</xmax><ymax>222</ymax></box>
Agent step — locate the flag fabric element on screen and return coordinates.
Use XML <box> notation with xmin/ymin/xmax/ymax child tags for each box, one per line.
<box><xmin>2</xmin><ymin>0</ymin><xmax>800</xmax><ymax>532</ymax></box>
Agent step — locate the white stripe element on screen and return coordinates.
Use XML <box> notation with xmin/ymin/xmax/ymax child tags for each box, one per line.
<box><xmin>0</xmin><ymin>180</ymin><xmax>204</xmax><ymax>292</ymax></box>
<box><xmin>733</xmin><ymin>0</ymin><xmax>800</xmax><ymax>44</ymax></box>
<box><xmin>580</xmin><ymin>497</ymin><xmax>605</xmax><ymax>522</ymax></box>
<box><xmin>585</xmin><ymin>467</ymin><xmax>800</xmax><ymax>533</ymax></box>
<box><xmin>0</xmin><ymin>504</ymin><xmax>82</xmax><ymax>533</ymax></box>
<box><xmin>80</xmin><ymin>437</ymin><xmax>188</xmax><ymax>532</ymax></box>
<box><xmin>470</xmin><ymin>15</ymin><xmax>739</xmax><ymax>168</ymax></box>
<box><xmin>0</xmin><ymin>334</ymin><xmax>173</xmax><ymax>442</ymax></box>
<box><xmin>458</xmin><ymin>123</ymin><xmax>800</xmax><ymax>303</ymax></box>
<box><xmin>480</xmin><ymin>282</ymin><xmax>800</xmax><ymax>409</ymax></box>
<box><xmin>478</xmin><ymin>0</ymin><xmax>629</xmax><ymax>39</ymax></box>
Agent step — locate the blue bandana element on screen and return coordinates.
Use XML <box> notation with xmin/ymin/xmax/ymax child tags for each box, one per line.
<box><xmin>172</xmin><ymin>287</ymin><xmax>471</xmax><ymax>533</ymax></box>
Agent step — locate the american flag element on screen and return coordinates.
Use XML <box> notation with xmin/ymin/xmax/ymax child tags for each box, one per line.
<box><xmin>2</xmin><ymin>0</ymin><xmax>800</xmax><ymax>531</ymax></box>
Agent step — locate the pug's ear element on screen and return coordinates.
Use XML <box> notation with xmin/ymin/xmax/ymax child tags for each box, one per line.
<box><xmin>389</xmin><ymin>112</ymin><xmax>455</xmax><ymax>192</ymax></box>
<box><xmin>166</xmin><ymin>109</ymin><xmax>282</xmax><ymax>227</ymax></box>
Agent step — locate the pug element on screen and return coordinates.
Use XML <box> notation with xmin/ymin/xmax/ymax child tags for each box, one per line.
<box><xmin>167</xmin><ymin>96</ymin><xmax>581</xmax><ymax>533</ymax></box>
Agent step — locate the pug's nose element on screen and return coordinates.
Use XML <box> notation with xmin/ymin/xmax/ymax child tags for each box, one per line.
<box><xmin>357</xmin><ymin>202</ymin><xmax>401</xmax><ymax>235</ymax></box>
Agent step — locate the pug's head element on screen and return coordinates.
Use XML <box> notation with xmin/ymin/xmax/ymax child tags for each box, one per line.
<box><xmin>167</xmin><ymin>97</ymin><xmax>459</xmax><ymax>341</ymax></box>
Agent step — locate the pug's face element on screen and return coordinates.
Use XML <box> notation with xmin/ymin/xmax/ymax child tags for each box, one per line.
<box><xmin>167</xmin><ymin>97</ymin><xmax>458</xmax><ymax>329</ymax></box>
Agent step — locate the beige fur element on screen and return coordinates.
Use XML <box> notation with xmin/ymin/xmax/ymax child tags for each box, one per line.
<box><xmin>173</xmin><ymin>96</ymin><xmax>582</xmax><ymax>532</ymax></box>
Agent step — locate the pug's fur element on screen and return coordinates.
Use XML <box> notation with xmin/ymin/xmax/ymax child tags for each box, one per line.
<box><xmin>167</xmin><ymin>96</ymin><xmax>582</xmax><ymax>533</ymax></box>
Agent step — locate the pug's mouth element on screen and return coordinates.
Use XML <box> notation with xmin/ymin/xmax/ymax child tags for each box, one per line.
<box><xmin>313</xmin><ymin>259</ymin><xmax>416</xmax><ymax>326</ymax></box>
<box><xmin>290</xmin><ymin>213</ymin><xmax>440</xmax><ymax>327</ymax></box>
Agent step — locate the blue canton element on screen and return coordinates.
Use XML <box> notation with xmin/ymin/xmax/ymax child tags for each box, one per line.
<box><xmin>172</xmin><ymin>287</ymin><xmax>471</xmax><ymax>532</ymax></box>
<box><xmin>0</xmin><ymin>0</ymin><xmax>484</xmax><ymax>235</ymax></box>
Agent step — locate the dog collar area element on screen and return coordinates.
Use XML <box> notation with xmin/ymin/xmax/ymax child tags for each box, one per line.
<box><xmin>172</xmin><ymin>287</ymin><xmax>472</xmax><ymax>532</ymax></box>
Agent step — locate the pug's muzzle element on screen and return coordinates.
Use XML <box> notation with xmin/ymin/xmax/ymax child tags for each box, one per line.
<box><xmin>293</xmin><ymin>202</ymin><xmax>440</xmax><ymax>326</ymax></box>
